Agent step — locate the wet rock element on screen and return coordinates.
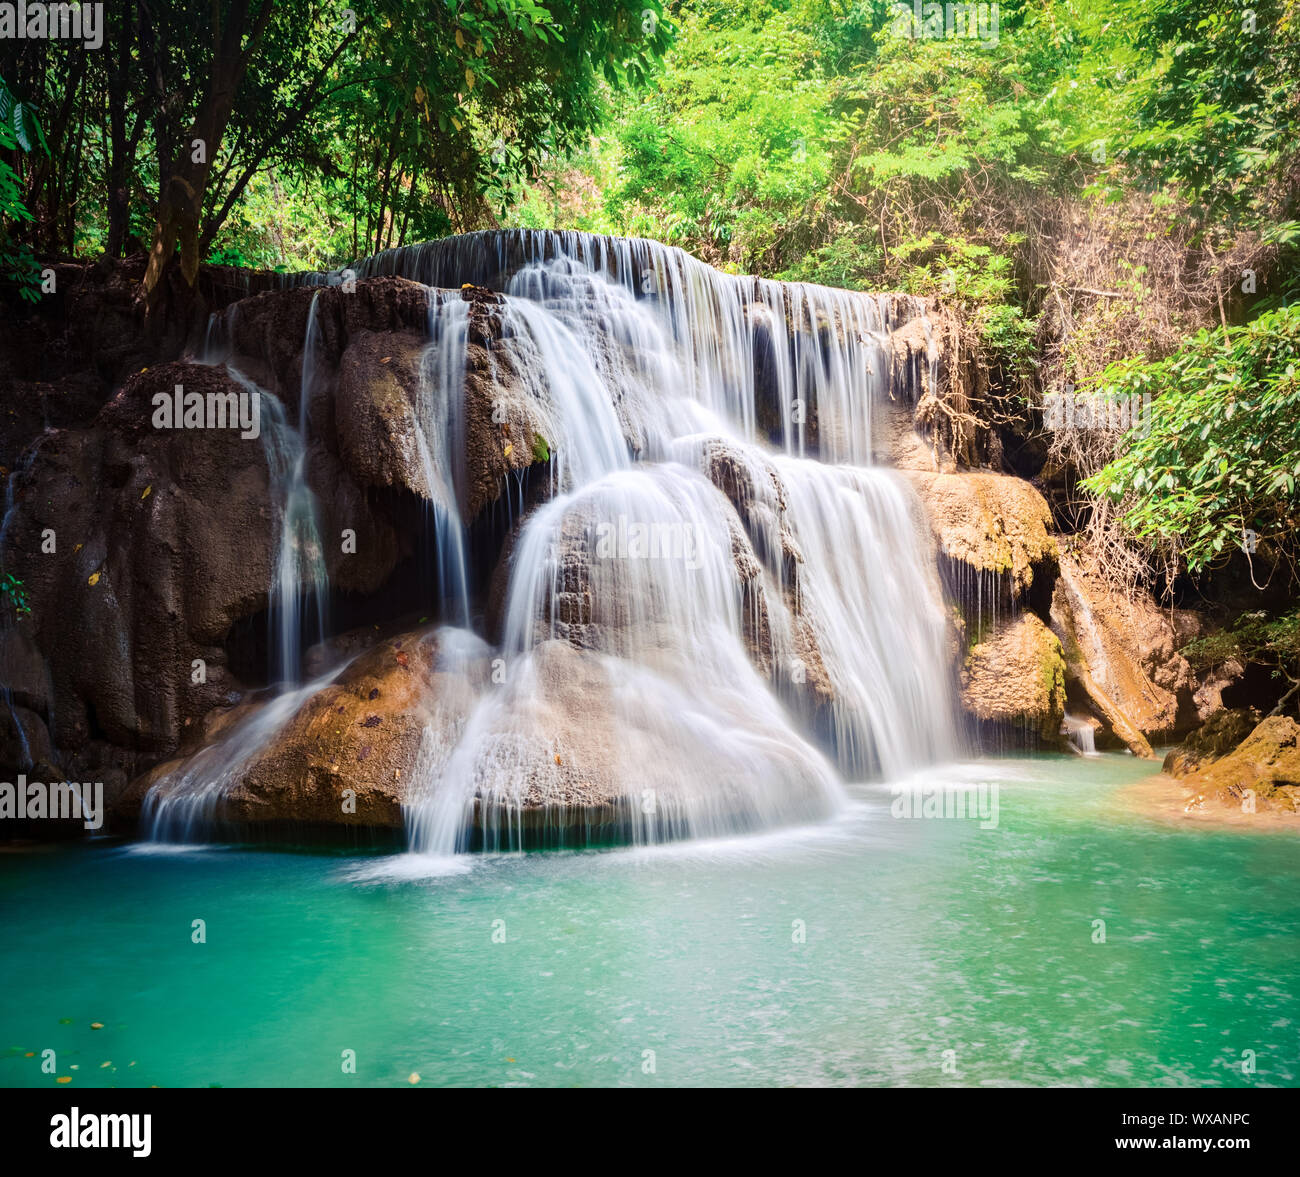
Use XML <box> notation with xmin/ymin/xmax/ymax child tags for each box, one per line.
<box><xmin>1162</xmin><ymin>707</ymin><xmax>1261</xmax><ymax>777</ymax></box>
<box><xmin>1049</xmin><ymin>555</ymin><xmax>1192</xmax><ymax>756</ymax></box>
<box><xmin>334</xmin><ymin>329</ymin><xmax>430</xmax><ymax>497</ymax></box>
<box><xmin>117</xmin><ymin>628</ymin><xmax>488</xmax><ymax>830</ymax></box>
<box><xmin>1175</xmin><ymin>715</ymin><xmax>1300</xmax><ymax>813</ymax></box>
<box><xmin>905</xmin><ymin>470</ymin><xmax>1059</xmax><ymax>616</ymax></box>
<box><xmin>2</xmin><ymin>362</ymin><xmax>277</xmax><ymax>767</ymax></box>
<box><xmin>960</xmin><ymin>612</ymin><xmax>1067</xmax><ymax>747</ymax></box>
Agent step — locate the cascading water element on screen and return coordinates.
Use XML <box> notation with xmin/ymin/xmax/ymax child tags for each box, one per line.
<box><xmin>142</xmin><ymin>298</ymin><xmax>332</xmax><ymax>841</ymax></box>
<box><xmin>1062</xmin><ymin>713</ymin><xmax>1099</xmax><ymax>756</ymax></box>
<box><xmin>265</xmin><ymin>294</ymin><xmax>330</xmax><ymax>687</ymax></box>
<box><xmin>386</xmin><ymin>230</ymin><xmax>960</xmax><ymax>854</ymax></box>
<box><xmin>146</xmin><ymin>228</ymin><xmax>961</xmax><ymax>850</ymax></box>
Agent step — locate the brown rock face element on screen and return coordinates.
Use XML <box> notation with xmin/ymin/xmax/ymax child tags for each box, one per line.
<box><xmin>117</xmin><ymin>628</ymin><xmax>489</xmax><ymax>831</ymax></box>
<box><xmin>2</xmin><ymin>362</ymin><xmax>278</xmax><ymax>772</ymax></box>
<box><xmin>887</xmin><ymin>297</ymin><xmax>990</xmax><ymax>470</ymax></box>
<box><xmin>960</xmin><ymin>612</ymin><xmax>1067</xmax><ymax>746</ymax></box>
<box><xmin>904</xmin><ymin>470</ymin><xmax>1059</xmax><ymax>617</ymax></box>
<box><xmin>1049</xmin><ymin>555</ymin><xmax>1194</xmax><ymax>756</ymax></box>
<box><xmin>1162</xmin><ymin>707</ymin><xmax>1261</xmax><ymax>777</ymax></box>
<box><xmin>1174</xmin><ymin>716</ymin><xmax>1300</xmax><ymax>813</ymax></box>
<box><xmin>0</xmin><ymin>278</ymin><xmax>476</xmax><ymax>793</ymax></box>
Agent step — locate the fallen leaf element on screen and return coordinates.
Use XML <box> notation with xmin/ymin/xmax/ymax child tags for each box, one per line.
<box><xmin>503</xmin><ymin>443</ymin><xmax>513</xmax><ymax>457</ymax></box>
<box><xmin>56</xmin><ymin>1076</ymin><xmax>71</xmax><ymax>1084</ymax></box>
<box><xmin>554</xmin><ymin>754</ymin><xmax>563</xmax><ymax>766</ymax></box>
<box><xmin>408</xmin><ymin>1072</ymin><xmax>420</xmax><ymax>1084</ymax></box>
<box><xmin>87</xmin><ymin>572</ymin><xmax>100</xmax><ymax>586</ymax></box>
<box><xmin>90</xmin><ymin>1023</ymin><xmax>103</xmax><ymax>1030</ymax></box>
<box><xmin>141</xmin><ymin>485</ymin><xmax>152</xmax><ymax>500</ymax></box>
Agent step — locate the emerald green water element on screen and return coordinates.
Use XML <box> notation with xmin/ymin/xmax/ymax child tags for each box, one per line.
<box><xmin>2</xmin><ymin>754</ymin><xmax>1297</xmax><ymax>1088</ymax></box>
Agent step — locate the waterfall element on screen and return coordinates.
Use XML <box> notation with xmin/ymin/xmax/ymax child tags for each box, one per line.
<box><xmin>387</xmin><ymin>231</ymin><xmax>959</xmax><ymax>853</ymax></box>
<box><xmin>265</xmin><ymin>293</ymin><xmax>330</xmax><ymax>687</ymax></box>
<box><xmin>1062</xmin><ymin>713</ymin><xmax>1099</xmax><ymax>756</ymax></box>
<box><xmin>141</xmin><ymin>299</ymin><xmax>332</xmax><ymax>841</ymax></box>
<box><xmin>141</xmin><ymin>665</ymin><xmax>347</xmax><ymax>843</ymax></box>
<box><xmin>149</xmin><ymin>229</ymin><xmax>961</xmax><ymax>850</ymax></box>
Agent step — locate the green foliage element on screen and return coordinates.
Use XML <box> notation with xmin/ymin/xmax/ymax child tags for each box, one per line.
<box><xmin>7</xmin><ymin>1</ymin><xmax>672</xmax><ymax>268</ymax></box>
<box><xmin>0</xmin><ymin>571</ymin><xmax>31</xmax><ymax>617</ymax></box>
<box><xmin>1</xmin><ymin>76</ymin><xmax>42</xmax><ymax>301</ymax></box>
<box><xmin>601</xmin><ymin>0</ymin><xmax>835</xmax><ymax>269</ymax></box>
<box><xmin>1084</xmin><ymin>307</ymin><xmax>1300</xmax><ymax>572</ymax></box>
<box><xmin>1181</xmin><ymin>609</ymin><xmax>1300</xmax><ymax>675</ymax></box>
<box><xmin>0</xmin><ymin>240</ymin><xmax>42</xmax><ymax>302</ymax></box>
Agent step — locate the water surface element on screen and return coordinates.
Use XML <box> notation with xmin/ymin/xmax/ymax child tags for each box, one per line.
<box><xmin>2</xmin><ymin>754</ymin><xmax>1297</xmax><ymax>1087</ymax></box>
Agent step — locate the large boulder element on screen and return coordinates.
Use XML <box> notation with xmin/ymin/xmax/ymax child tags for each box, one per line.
<box><xmin>960</xmin><ymin>612</ymin><xmax>1067</xmax><ymax>747</ymax></box>
<box><xmin>1174</xmin><ymin>716</ymin><xmax>1300</xmax><ymax>813</ymax></box>
<box><xmin>1049</xmin><ymin>555</ymin><xmax>1194</xmax><ymax>756</ymax></box>
<box><xmin>905</xmin><ymin>470</ymin><xmax>1059</xmax><ymax>618</ymax></box>
<box><xmin>1162</xmin><ymin>707</ymin><xmax>1260</xmax><ymax>777</ymax></box>
<box><xmin>1</xmin><ymin>362</ymin><xmax>280</xmax><ymax>772</ymax></box>
<box><xmin>117</xmin><ymin>628</ymin><xmax>489</xmax><ymax>831</ymax></box>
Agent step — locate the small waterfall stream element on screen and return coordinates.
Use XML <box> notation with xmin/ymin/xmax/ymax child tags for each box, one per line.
<box><xmin>143</xmin><ymin>298</ymin><xmax>332</xmax><ymax>840</ymax></box>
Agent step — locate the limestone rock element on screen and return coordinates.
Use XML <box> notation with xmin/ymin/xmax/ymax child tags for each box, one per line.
<box><xmin>960</xmin><ymin>612</ymin><xmax>1067</xmax><ymax>746</ymax></box>
<box><xmin>1175</xmin><ymin>716</ymin><xmax>1300</xmax><ymax>813</ymax></box>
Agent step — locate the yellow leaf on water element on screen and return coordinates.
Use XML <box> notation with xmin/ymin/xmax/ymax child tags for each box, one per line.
<box><xmin>56</xmin><ymin>1076</ymin><xmax>71</xmax><ymax>1084</ymax></box>
<box><xmin>408</xmin><ymin>1072</ymin><xmax>420</xmax><ymax>1084</ymax></box>
<box><xmin>100</xmin><ymin>1061</ymin><xmax>111</xmax><ymax>1068</ymax></box>
<box><xmin>90</xmin><ymin>1023</ymin><xmax>103</xmax><ymax>1030</ymax></box>
<box><xmin>87</xmin><ymin>572</ymin><xmax>100</xmax><ymax>586</ymax></box>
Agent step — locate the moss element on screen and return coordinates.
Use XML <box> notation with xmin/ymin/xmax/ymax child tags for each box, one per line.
<box><xmin>531</xmin><ymin>432</ymin><xmax>551</xmax><ymax>463</ymax></box>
